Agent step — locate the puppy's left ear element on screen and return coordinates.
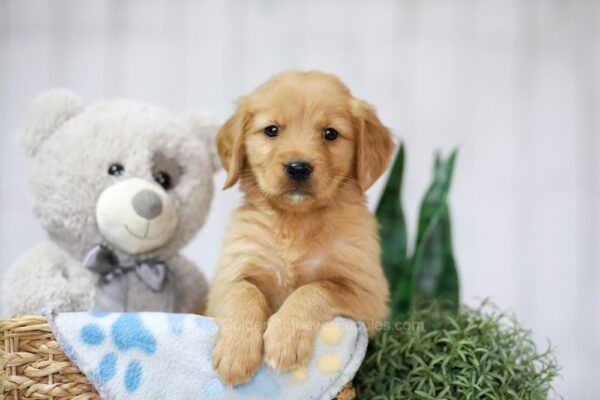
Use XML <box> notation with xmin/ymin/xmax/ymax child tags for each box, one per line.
<box><xmin>352</xmin><ymin>99</ymin><xmax>395</xmax><ymax>191</ymax></box>
<box><xmin>182</xmin><ymin>110</ymin><xmax>221</xmax><ymax>174</ymax></box>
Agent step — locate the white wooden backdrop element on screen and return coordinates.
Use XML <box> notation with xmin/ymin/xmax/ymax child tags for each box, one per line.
<box><xmin>0</xmin><ymin>0</ymin><xmax>598</xmax><ymax>397</ymax></box>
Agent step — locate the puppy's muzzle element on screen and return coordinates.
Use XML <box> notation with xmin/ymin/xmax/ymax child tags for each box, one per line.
<box><xmin>285</xmin><ymin>160</ymin><xmax>312</xmax><ymax>182</ymax></box>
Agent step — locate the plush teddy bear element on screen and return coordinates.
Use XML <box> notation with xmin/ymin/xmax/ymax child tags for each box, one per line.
<box><xmin>2</xmin><ymin>89</ymin><xmax>219</xmax><ymax>315</ymax></box>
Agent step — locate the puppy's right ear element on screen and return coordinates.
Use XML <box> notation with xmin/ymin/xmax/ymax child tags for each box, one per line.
<box><xmin>216</xmin><ymin>99</ymin><xmax>251</xmax><ymax>189</ymax></box>
<box><xmin>22</xmin><ymin>89</ymin><xmax>84</xmax><ymax>156</ymax></box>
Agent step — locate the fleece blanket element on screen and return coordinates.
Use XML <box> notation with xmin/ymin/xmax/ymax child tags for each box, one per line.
<box><xmin>46</xmin><ymin>311</ymin><xmax>367</xmax><ymax>400</ymax></box>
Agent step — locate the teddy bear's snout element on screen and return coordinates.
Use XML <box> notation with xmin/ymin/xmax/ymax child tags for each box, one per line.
<box><xmin>96</xmin><ymin>177</ymin><xmax>179</xmax><ymax>255</ymax></box>
<box><xmin>132</xmin><ymin>189</ymin><xmax>163</xmax><ymax>220</ymax></box>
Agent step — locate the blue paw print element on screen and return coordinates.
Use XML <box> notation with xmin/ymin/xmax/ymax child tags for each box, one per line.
<box><xmin>125</xmin><ymin>360</ymin><xmax>142</xmax><ymax>392</ymax></box>
<box><xmin>111</xmin><ymin>314</ymin><xmax>157</xmax><ymax>354</ymax></box>
<box><xmin>98</xmin><ymin>352</ymin><xmax>117</xmax><ymax>382</ymax></box>
<box><xmin>202</xmin><ymin>377</ymin><xmax>226</xmax><ymax>398</ymax></box>
<box><xmin>166</xmin><ymin>314</ymin><xmax>186</xmax><ymax>336</ymax></box>
<box><xmin>80</xmin><ymin>313</ymin><xmax>156</xmax><ymax>393</ymax></box>
<box><xmin>235</xmin><ymin>367</ymin><xmax>281</xmax><ymax>398</ymax></box>
<box><xmin>166</xmin><ymin>314</ymin><xmax>217</xmax><ymax>337</ymax></box>
<box><xmin>81</xmin><ymin>323</ymin><xmax>104</xmax><ymax>346</ymax></box>
<box><xmin>89</xmin><ymin>311</ymin><xmax>110</xmax><ymax>318</ymax></box>
<box><xmin>193</xmin><ymin>316</ymin><xmax>217</xmax><ymax>332</ymax></box>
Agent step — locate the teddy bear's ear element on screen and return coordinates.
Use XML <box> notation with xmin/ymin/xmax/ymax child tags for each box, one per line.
<box><xmin>22</xmin><ymin>89</ymin><xmax>84</xmax><ymax>156</ymax></box>
<box><xmin>182</xmin><ymin>110</ymin><xmax>222</xmax><ymax>174</ymax></box>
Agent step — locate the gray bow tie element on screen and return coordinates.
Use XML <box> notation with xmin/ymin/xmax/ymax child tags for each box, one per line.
<box><xmin>84</xmin><ymin>244</ymin><xmax>177</xmax><ymax>312</ymax></box>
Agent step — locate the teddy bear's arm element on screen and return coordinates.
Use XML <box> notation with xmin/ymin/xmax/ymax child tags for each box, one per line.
<box><xmin>2</xmin><ymin>241</ymin><xmax>96</xmax><ymax>316</ymax></box>
<box><xmin>169</xmin><ymin>254</ymin><xmax>209</xmax><ymax>314</ymax></box>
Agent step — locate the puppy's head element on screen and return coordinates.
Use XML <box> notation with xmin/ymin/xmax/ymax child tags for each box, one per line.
<box><xmin>217</xmin><ymin>71</ymin><xmax>394</xmax><ymax>210</ymax></box>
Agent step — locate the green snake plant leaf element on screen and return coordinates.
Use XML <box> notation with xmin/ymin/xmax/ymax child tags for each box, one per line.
<box><xmin>375</xmin><ymin>144</ymin><xmax>408</xmax><ymax>319</ymax></box>
<box><xmin>410</xmin><ymin>150</ymin><xmax>460</xmax><ymax>312</ymax></box>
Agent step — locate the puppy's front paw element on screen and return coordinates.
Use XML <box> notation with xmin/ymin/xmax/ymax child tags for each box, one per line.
<box><xmin>212</xmin><ymin>320</ymin><xmax>263</xmax><ymax>385</ymax></box>
<box><xmin>263</xmin><ymin>312</ymin><xmax>319</xmax><ymax>371</ymax></box>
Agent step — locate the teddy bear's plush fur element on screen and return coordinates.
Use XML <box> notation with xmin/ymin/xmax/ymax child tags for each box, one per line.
<box><xmin>2</xmin><ymin>90</ymin><xmax>219</xmax><ymax>315</ymax></box>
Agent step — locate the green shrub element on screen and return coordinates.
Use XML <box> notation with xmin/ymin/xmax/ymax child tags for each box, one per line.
<box><xmin>354</xmin><ymin>303</ymin><xmax>560</xmax><ymax>399</ymax></box>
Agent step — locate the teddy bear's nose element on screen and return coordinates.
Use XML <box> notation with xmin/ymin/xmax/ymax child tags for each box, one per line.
<box><xmin>132</xmin><ymin>189</ymin><xmax>163</xmax><ymax>220</ymax></box>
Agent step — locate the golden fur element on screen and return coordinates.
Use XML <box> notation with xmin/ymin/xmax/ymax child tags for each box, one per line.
<box><xmin>207</xmin><ymin>71</ymin><xmax>395</xmax><ymax>385</ymax></box>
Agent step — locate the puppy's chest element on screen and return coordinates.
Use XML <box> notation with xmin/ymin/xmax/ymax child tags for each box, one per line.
<box><xmin>264</xmin><ymin>224</ymin><xmax>329</xmax><ymax>289</ymax></box>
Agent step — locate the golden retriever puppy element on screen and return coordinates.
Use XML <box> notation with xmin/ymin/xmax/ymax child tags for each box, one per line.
<box><xmin>207</xmin><ymin>71</ymin><xmax>394</xmax><ymax>385</ymax></box>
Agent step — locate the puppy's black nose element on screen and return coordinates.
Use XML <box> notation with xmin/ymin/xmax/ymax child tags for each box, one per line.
<box><xmin>285</xmin><ymin>161</ymin><xmax>313</xmax><ymax>181</ymax></box>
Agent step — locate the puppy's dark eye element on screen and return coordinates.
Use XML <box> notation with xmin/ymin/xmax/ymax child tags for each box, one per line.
<box><xmin>264</xmin><ymin>125</ymin><xmax>279</xmax><ymax>138</ymax></box>
<box><xmin>323</xmin><ymin>128</ymin><xmax>339</xmax><ymax>141</ymax></box>
<box><xmin>108</xmin><ymin>163</ymin><xmax>124</xmax><ymax>176</ymax></box>
<box><xmin>153</xmin><ymin>171</ymin><xmax>172</xmax><ymax>190</ymax></box>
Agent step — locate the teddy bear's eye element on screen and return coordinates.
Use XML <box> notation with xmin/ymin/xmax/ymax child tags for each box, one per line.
<box><xmin>153</xmin><ymin>171</ymin><xmax>171</xmax><ymax>190</ymax></box>
<box><xmin>108</xmin><ymin>163</ymin><xmax>124</xmax><ymax>176</ymax></box>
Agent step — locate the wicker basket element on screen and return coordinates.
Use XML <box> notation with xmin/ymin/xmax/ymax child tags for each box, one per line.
<box><xmin>1</xmin><ymin>315</ymin><xmax>355</xmax><ymax>400</ymax></box>
<box><xmin>0</xmin><ymin>316</ymin><xmax>99</xmax><ymax>400</ymax></box>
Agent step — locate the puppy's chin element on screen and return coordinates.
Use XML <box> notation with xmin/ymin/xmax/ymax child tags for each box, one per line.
<box><xmin>260</xmin><ymin>185</ymin><xmax>322</xmax><ymax>211</ymax></box>
<box><xmin>283</xmin><ymin>189</ymin><xmax>316</xmax><ymax>207</ymax></box>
